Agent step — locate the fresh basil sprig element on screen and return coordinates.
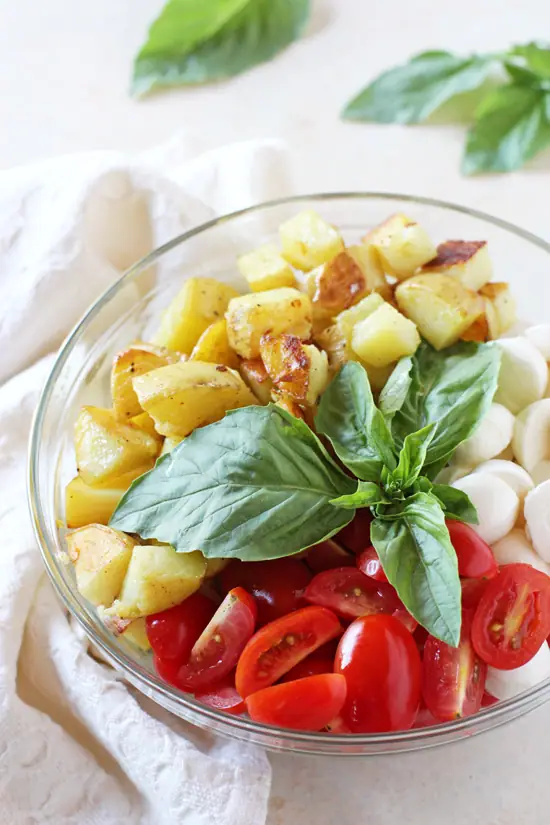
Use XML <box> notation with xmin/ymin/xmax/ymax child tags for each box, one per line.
<box><xmin>343</xmin><ymin>41</ymin><xmax>550</xmax><ymax>174</ymax></box>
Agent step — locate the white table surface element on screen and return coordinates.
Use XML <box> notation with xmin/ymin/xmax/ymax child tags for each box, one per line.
<box><xmin>3</xmin><ymin>0</ymin><xmax>550</xmax><ymax>822</ymax></box>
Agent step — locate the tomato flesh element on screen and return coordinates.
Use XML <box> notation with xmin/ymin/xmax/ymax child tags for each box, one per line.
<box><xmin>446</xmin><ymin>520</ymin><xmax>498</xmax><ymax>579</ymax></box>
<box><xmin>304</xmin><ymin>567</ymin><xmax>397</xmax><ymax>620</ymax></box>
<box><xmin>472</xmin><ymin>563</ymin><xmax>550</xmax><ymax>669</ymax></box>
<box><xmin>235</xmin><ymin>606</ymin><xmax>342</xmax><ymax>698</ymax></box>
<box><xmin>336</xmin><ymin>510</ymin><xmax>372</xmax><ymax>554</ymax></box>
<box><xmin>422</xmin><ymin>611</ymin><xmax>487</xmax><ymax>722</ymax></box>
<box><xmin>246</xmin><ymin>674</ymin><xmax>347</xmax><ymax>731</ymax></box>
<box><xmin>194</xmin><ymin>672</ymin><xmax>245</xmax><ymax>715</ymax></box>
<box><xmin>306</xmin><ymin>539</ymin><xmax>355</xmax><ymax>573</ymax></box>
<box><xmin>357</xmin><ymin>546</ymin><xmax>388</xmax><ymax>583</ymax></box>
<box><xmin>335</xmin><ymin>614</ymin><xmax>421</xmax><ymax>733</ymax></box>
<box><xmin>220</xmin><ymin>558</ymin><xmax>311</xmax><ymax>625</ymax></box>
<box><xmin>145</xmin><ymin>593</ymin><xmax>216</xmax><ymax>661</ymax></box>
<box><xmin>280</xmin><ymin>641</ymin><xmax>336</xmax><ymax>682</ymax></box>
<box><xmin>461</xmin><ymin>577</ymin><xmax>490</xmax><ymax>611</ymax></box>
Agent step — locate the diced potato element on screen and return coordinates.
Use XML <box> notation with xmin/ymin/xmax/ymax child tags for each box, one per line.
<box><xmin>305</xmin><ymin>251</ymin><xmax>368</xmax><ymax>321</ymax></box>
<box><xmin>133</xmin><ymin>360</ymin><xmax>256</xmax><ymax>438</ymax></box>
<box><xmin>130</xmin><ymin>411</ymin><xmax>163</xmax><ymax>441</ymax></box>
<box><xmin>160</xmin><ymin>436</ymin><xmax>183</xmax><ymax>456</ymax></box>
<box><xmin>121</xmin><ymin>618</ymin><xmax>151</xmax><ymax>651</ymax></box>
<box><xmin>351</xmin><ymin>303</ymin><xmax>420</xmax><ymax>367</ymax></box>
<box><xmin>190</xmin><ymin>319</ymin><xmax>240</xmax><ymax>369</ymax></box>
<box><xmin>336</xmin><ymin>293</ymin><xmax>386</xmax><ymax>345</ymax></box>
<box><xmin>279</xmin><ymin>210</ymin><xmax>344</xmax><ymax>271</ymax></box>
<box><xmin>204</xmin><ymin>557</ymin><xmax>230</xmax><ymax>578</ymax></box>
<box><xmin>237</xmin><ymin>244</ymin><xmax>296</xmax><ymax>292</ymax></box>
<box><xmin>363</xmin><ymin>213</ymin><xmax>437</xmax><ymax>280</ymax></box>
<box><xmin>395</xmin><ymin>273</ymin><xmax>484</xmax><ymax>350</ymax></box>
<box><xmin>152</xmin><ymin>277</ymin><xmax>240</xmax><ymax>354</ymax></box>
<box><xmin>74</xmin><ymin>407</ymin><xmax>160</xmax><ymax>486</ymax></box>
<box><xmin>480</xmin><ymin>282</ymin><xmax>517</xmax><ymax>337</ymax></box>
<box><xmin>226</xmin><ymin>287</ymin><xmax>312</xmax><ymax>359</ymax></box>
<box><xmin>111</xmin><ymin>344</ymin><xmax>178</xmax><ymax>421</ymax></box>
<box><xmin>347</xmin><ymin>244</ymin><xmax>392</xmax><ymax>300</ymax></box>
<box><xmin>461</xmin><ymin>313</ymin><xmax>490</xmax><ymax>343</ymax></box>
<box><xmin>239</xmin><ymin>358</ymin><xmax>273</xmax><ymax>404</ymax></box>
<box><xmin>421</xmin><ymin>240</ymin><xmax>492</xmax><ymax>291</ymax></box>
<box><xmin>105</xmin><ymin>545</ymin><xmax>206</xmax><ymax>619</ymax></box>
<box><xmin>272</xmin><ymin>392</ymin><xmax>306</xmax><ymax>420</ymax></box>
<box><xmin>65</xmin><ymin>473</ymin><xmax>144</xmax><ymax>528</ymax></box>
<box><xmin>66</xmin><ymin>524</ymin><xmax>137</xmax><ymax>607</ymax></box>
<box><xmin>315</xmin><ymin>324</ymin><xmax>351</xmax><ymax>373</ymax></box>
<box><xmin>260</xmin><ymin>335</ymin><xmax>329</xmax><ymax>405</ymax></box>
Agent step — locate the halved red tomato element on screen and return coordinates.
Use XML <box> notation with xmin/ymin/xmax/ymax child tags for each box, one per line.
<box><xmin>304</xmin><ymin>567</ymin><xmax>395</xmax><ymax>620</ymax></box>
<box><xmin>155</xmin><ymin>587</ymin><xmax>256</xmax><ymax>692</ymax></box>
<box><xmin>336</xmin><ymin>510</ymin><xmax>372</xmax><ymax>554</ymax></box>
<box><xmin>472</xmin><ymin>563</ymin><xmax>550</xmax><ymax>669</ymax></box>
<box><xmin>306</xmin><ymin>539</ymin><xmax>355</xmax><ymax>573</ymax></box>
<box><xmin>235</xmin><ymin>606</ymin><xmax>342</xmax><ymax>698</ymax></box>
<box><xmin>412</xmin><ymin>707</ymin><xmax>439</xmax><ymax>729</ymax></box>
<box><xmin>335</xmin><ymin>614</ymin><xmax>421</xmax><ymax>733</ymax></box>
<box><xmin>246</xmin><ymin>674</ymin><xmax>347</xmax><ymax>731</ymax></box>
<box><xmin>422</xmin><ymin>611</ymin><xmax>487</xmax><ymax>722</ymax></box>
<box><xmin>280</xmin><ymin>641</ymin><xmax>337</xmax><ymax>682</ymax></box>
<box><xmin>220</xmin><ymin>558</ymin><xmax>311</xmax><ymax>625</ymax></box>
<box><xmin>194</xmin><ymin>672</ymin><xmax>245</xmax><ymax>715</ymax></box>
<box><xmin>146</xmin><ymin>593</ymin><xmax>216</xmax><ymax>661</ymax></box>
<box><xmin>481</xmin><ymin>691</ymin><xmax>498</xmax><ymax>707</ymax></box>
<box><xmin>356</xmin><ymin>546</ymin><xmax>388</xmax><ymax>583</ymax></box>
<box><xmin>461</xmin><ymin>577</ymin><xmax>490</xmax><ymax>611</ymax></box>
<box><xmin>446</xmin><ymin>520</ymin><xmax>498</xmax><ymax>579</ymax></box>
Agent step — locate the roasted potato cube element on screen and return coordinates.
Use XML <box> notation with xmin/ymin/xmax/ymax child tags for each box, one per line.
<box><xmin>190</xmin><ymin>319</ymin><xmax>240</xmax><ymax>369</ymax></box>
<box><xmin>133</xmin><ymin>360</ymin><xmax>256</xmax><ymax>438</ymax></box>
<box><xmin>336</xmin><ymin>293</ymin><xmax>386</xmax><ymax>345</ymax></box>
<box><xmin>307</xmin><ymin>251</ymin><xmax>368</xmax><ymax>321</ymax></box>
<box><xmin>363</xmin><ymin>213</ymin><xmax>436</xmax><ymax>280</ymax></box>
<box><xmin>395</xmin><ymin>273</ymin><xmax>484</xmax><ymax>350</ymax></box>
<box><xmin>105</xmin><ymin>545</ymin><xmax>206</xmax><ymax>619</ymax></box>
<box><xmin>66</xmin><ymin>524</ymin><xmax>137</xmax><ymax>607</ymax></box>
<box><xmin>272</xmin><ymin>392</ymin><xmax>306</xmax><ymax>420</ymax></box>
<box><xmin>461</xmin><ymin>313</ymin><xmax>490</xmax><ymax>343</ymax></box>
<box><xmin>315</xmin><ymin>324</ymin><xmax>350</xmax><ymax>373</ymax></box>
<box><xmin>74</xmin><ymin>407</ymin><xmax>160</xmax><ymax>486</ymax></box>
<box><xmin>260</xmin><ymin>335</ymin><xmax>329</xmax><ymax>405</ymax></box>
<box><xmin>480</xmin><ymin>282</ymin><xmax>517</xmax><ymax>336</ymax></box>
<box><xmin>204</xmin><ymin>557</ymin><xmax>230</xmax><ymax>579</ymax></box>
<box><xmin>421</xmin><ymin>240</ymin><xmax>492</xmax><ymax>291</ymax></box>
<box><xmin>111</xmin><ymin>344</ymin><xmax>178</xmax><ymax>421</ymax></box>
<box><xmin>237</xmin><ymin>244</ymin><xmax>296</xmax><ymax>292</ymax></box>
<box><xmin>160</xmin><ymin>436</ymin><xmax>183</xmax><ymax>456</ymax></box>
<box><xmin>351</xmin><ymin>303</ymin><xmax>420</xmax><ymax>367</ymax></box>
<box><xmin>279</xmin><ymin>210</ymin><xmax>344</xmax><ymax>270</ymax></box>
<box><xmin>130</xmin><ymin>411</ymin><xmax>163</xmax><ymax>441</ymax></box>
<box><xmin>347</xmin><ymin>244</ymin><xmax>392</xmax><ymax>300</ymax></box>
<box><xmin>121</xmin><ymin>618</ymin><xmax>151</xmax><ymax>651</ymax></box>
<box><xmin>226</xmin><ymin>287</ymin><xmax>312</xmax><ymax>359</ymax></box>
<box><xmin>152</xmin><ymin>277</ymin><xmax>240</xmax><ymax>354</ymax></box>
<box><xmin>239</xmin><ymin>358</ymin><xmax>273</xmax><ymax>404</ymax></box>
<box><xmin>65</xmin><ymin>473</ymin><xmax>144</xmax><ymax>528</ymax></box>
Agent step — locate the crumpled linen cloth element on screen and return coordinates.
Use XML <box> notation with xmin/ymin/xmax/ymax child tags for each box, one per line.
<box><xmin>0</xmin><ymin>134</ymin><xmax>292</xmax><ymax>825</ymax></box>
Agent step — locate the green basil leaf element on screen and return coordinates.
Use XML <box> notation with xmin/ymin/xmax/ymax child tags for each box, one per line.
<box><xmin>509</xmin><ymin>42</ymin><xmax>550</xmax><ymax>80</ymax></box>
<box><xmin>110</xmin><ymin>405</ymin><xmax>355</xmax><ymax>560</ymax></box>
<box><xmin>431</xmin><ymin>484</ymin><xmax>479</xmax><ymax>524</ymax></box>
<box><xmin>389</xmin><ymin>423</ymin><xmax>437</xmax><ymax>491</ymax></box>
<box><xmin>378</xmin><ymin>356</ymin><xmax>414</xmax><ymax>422</ymax></box>
<box><xmin>331</xmin><ymin>481</ymin><xmax>387</xmax><ymax>510</ymax></box>
<box><xmin>315</xmin><ymin>362</ymin><xmax>396</xmax><ymax>481</ymax></box>
<box><xmin>392</xmin><ymin>342</ymin><xmax>501</xmax><ymax>471</ymax></box>
<box><xmin>504</xmin><ymin>61</ymin><xmax>550</xmax><ymax>90</ymax></box>
<box><xmin>414</xmin><ymin>476</ymin><xmax>433</xmax><ymax>494</ymax></box>
<box><xmin>371</xmin><ymin>493</ymin><xmax>461</xmax><ymax>646</ymax></box>
<box><xmin>132</xmin><ymin>0</ymin><xmax>310</xmax><ymax>96</ymax></box>
<box><xmin>342</xmin><ymin>51</ymin><xmax>493</xmax><ymax>124</ymax></box>
<box><xmin>463</xmin><ymin>83</ymin><xmax>550</xmax><ymax>174</ymax></box>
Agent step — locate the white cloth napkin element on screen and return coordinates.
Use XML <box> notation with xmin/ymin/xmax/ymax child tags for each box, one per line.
<box><xmin>0</xmin><ymin>134</ymin><xmax>293</xmax><ymax>825</ymax></box>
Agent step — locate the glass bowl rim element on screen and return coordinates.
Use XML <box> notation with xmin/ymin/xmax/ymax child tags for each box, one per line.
<box><xmin>28</xmin><ymin>191</ymin><xmax>550</xmax><ymax>754</ymax></box>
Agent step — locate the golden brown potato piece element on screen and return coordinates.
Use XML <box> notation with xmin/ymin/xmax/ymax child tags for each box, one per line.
<box><xmin>130</xmin><ymin>411</ymin><xmax>164</xmax><ymax>441</ymax></box>
<box><xmin>67</xmin><ymin>524</ymin><xmax>137</xmax><ymax>607</ymax></box>
<box><xmin>480</xmin><ymin>282</ymin><xmax>517</xmax><ymax>337</ymax></box>
<box><xmin>421</xmin><ymin>240</ymin><xmax>492</xmax><ymax>291</ymax></box>
<box><xmin>226</xmin><ymin>287</ymin><xmax>312</xmax><ymax>359</ymax></box>
<box><xmin>133</xmin><ymin>360</ymin><xmax>256</xmax><ymax>438</ymax></box>
<box><xmin>351</xmin><ymin>303</ymin><xmax>420</xmax><ymax>367</ymax></box>
<box><xmin>279</xmin><ymin>210</ymin><xmax>344</xmax><ymax>270</ymax></box>
<box><xmin>272</xmin><ymin>391</ymin><xmax>306</xmax><ymax>420</ymax></box>
<box><xmin>190</xmin><ymin>319</ymin><xmax>240</xmax><ymax>369</ymax></box>
<box><xmin>315</xmin><ymin>324</ymin><xmax>350</xmax><ymax>373</ymax></box>
<box><xmin>111</xmin><ymin>344</ymin><xmax>179</xmax><ymax>421</ymax></box>
<box><xmin>65</xmin><ymin>473</ymin><xmax>145</xmax><ymax>529</ymax></box>
<box><xmin>335</xmin><ymin>293</ymin><xmax>386</xmax><ymax>345</ymax></box>
<box><xmin>363</xmin><ymin>213</ymin><xmax>437</xmax><ymax>280</ymax></box>
<box><xmin>239</xmin><ymin>358</ymin><xmax>273</xmax><ymax>404</ymax></box>
<box><xmin>237</xmin><ymin>244</ymin><xmax>296</xmax><ymax>292</ymax></box>
<box><xmin>260</xmin><ymin>334</ymin><xmax>329</xmax><ymax>405</ymax></box>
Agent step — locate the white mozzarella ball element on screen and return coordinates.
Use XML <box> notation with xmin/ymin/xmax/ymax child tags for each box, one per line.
<box><xmin>486</xmin><ymin>643</ymin><xmax>550</xmax><ymax>701</ymax></box>
<box><xmin>452</xmin><ymin>474</ymin><xmax>519</xmax><ymax>545</ymax></box>
<box><xmin>524</xmin><ymin>324</ymin><xmax>550</xmax><ymax>360</ymax></box>
<box><xmin>512</xmin><ymin>398</ymin><xmax>550</xmax><ymax>473</ymax></box>
<box><xmin>491</xmin><ymin>529</ymin><xmax>550</xmax><ymax>575</ymax></box>
<box><xmin>494</xmin><ymin>337</ymin><xmax>548</xmax><ymax>414</ymax></box>
<box><xmin>454</xmin><ymin>404</ymin><xmax>514</xmax><ymax>468</ymax></box>
<box><xmin>524</xmin><ymin>480</ymin><xmax>550</xmax><ymax>562</ymax></box>
<box><xmin>473</xmin><ymin>460</ymin><xmax>534</xmax><ymax>500</ymax></box>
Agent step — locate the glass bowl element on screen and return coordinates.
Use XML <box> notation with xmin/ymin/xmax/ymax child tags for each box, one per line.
<box><xmin>28</xmin><ymin>193</ymin><xmax>550</xmax><ymax>756</ymax></box>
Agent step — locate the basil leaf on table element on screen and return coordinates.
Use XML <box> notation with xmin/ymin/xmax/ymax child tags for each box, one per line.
<box><xmin>110</xmin><ymin>405</ymin><xmax>355</xmax><ymax>560</ymax></box>
<box><xmin>132</xmin><ymin>0</ymin><xmax>310</xmax><ymax>96</ymax></box>
<box><xmin>315</xmin><ymin>362</ymin><xmax>396</xmax><ymax>481</ymax></box>
<box><xmin>371</xmin><ymin>493</ymin><xmax>461</xmax><ymax>646</ymax></box>
<box><xmin>378</xmin><ymin>356</ymin><xmax>414</xmax><ymax>422</ymax></box>
<box><xmin>342</xmin><ymin>51</ymin><xmax>493</xmax><ymax>124</ymax></box>
<box><xmin>431</xmin><ymin>484</ymin><xmax>479</xmax><ymax>524</ymax></box>
<box><xmin>463</xmin><ymin>83</ymin><xmax>550</xmax><ymax>174</ymax></box>
<box><xmin>331</xmin><ymin>481</ymin><xmax>387</xmax><ymax>510</ymax></box>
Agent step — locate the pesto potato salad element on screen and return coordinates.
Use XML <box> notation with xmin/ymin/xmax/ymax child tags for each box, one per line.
<box><xmin>64</xmin><ymin>210</ymin><xmax>550</xmax><ymax>733</ymax></box>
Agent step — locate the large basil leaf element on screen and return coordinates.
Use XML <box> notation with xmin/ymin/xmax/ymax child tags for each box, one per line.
<box><xmin>431</xmin><ymin>484</ymin><xmax>479</xmax><ymax>524</ymax></box>
<box><xmin>371</xmin><ymin>493</ymin><xmax>461</xmax><ymax>646</ymax></box>
<box><xmin>508</xmin><ymin>42</ymin><xmax>550</xmax><ymax>80</ymax></box>
<box><xmin>378</xmin><ymin>356</ymin><xmax>413</xmax><ymax>422</ymax></box>
<box><xmin>315</xmin><ymin>362</ymin><xmax>396</xmax><ymax>481</ymax></box>
<box><xmin>392</xmin><ymin>342</ymin><xmax>501</xmax><ymax>472</ymax></box>
<box><xmin>133</xmin><ymin>0</ymin><xmax>310</xmax><ymax>96</ymax></box>
<box><xmin>388</xmin><ymin>423</ymin><xmax>437</xmax><ymax>492</ymax></box>
<box><xmin>331</xmin><ymin>481</ymin><xmax>387</xmax><ymax>510</ymax></box>
<box><xmin>110</xmin><ymin>405</ymin><xmax>355</xmax><ymax>559</ymax></box>
<box><xmin>343</xmin><ymin>51</ymin><xmax>493</xmax><ymax>124</ymax></box>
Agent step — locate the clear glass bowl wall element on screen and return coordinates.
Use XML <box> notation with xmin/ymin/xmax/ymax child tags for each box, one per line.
<box><xmin>29</xmin><ymin>194</ymin><xmax>550</xmax><ymax>755</ymax></box>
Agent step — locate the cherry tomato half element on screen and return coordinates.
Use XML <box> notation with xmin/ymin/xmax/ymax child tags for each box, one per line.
<box><xmin>236</xmin><ymin>606</ymin><xmax>342</xmax><ymax>698</ymax></box>
<box><xmin>472</xmin><ymin>563</ymin><xmax>550</xmax><ymax>669</ymax></box>
<box><xmin>280</xmin><ymin>641</ymin><xmax>337</xmax><ymax>682</ymax></box>
<box><xmin>481</xmin><ymin>691</ymin><xmax>498</xmax><ymax>708</ymax></box>
<box><xmin>422</xmin><ymin>611</ymin><xmax>487</xmax><ymax>722</ymax></box>
<box><xmin>336</xmin><ymin>510</ymin><xmax>372</xmax><ymax>554</ymax></box>
<box><xmin>246</xmin><ymin>674</ymin><xmax>347</xmax><ymax>731</ymax></box>
<box><xmin>335</xmin><ymin>614</ymin><xmax>421</xmax><ymax>733</ymax></box>
<box><xmin>461</xmin><ymin>577</ymin><xmax>490</xmax><ymax>611</ymax></box>
<box><xmin>220</xmin><ymin>558</ymin><xmax>311</xmax><ymax>625</ymax></box>
<box><xmin>357</xmin><ymin>546</ymin><xmax>388</xmax><ymax>583</ymax></box>
<box><xmin>146</xmin><ymin>593</ymin><xmax>216</xmax><ymax>661</ymax></box>
<box><xmin>304</xmin><ymin>567</ymin><xmax>396</xmax><ymax>620</ymax></box>
<box><xmin>194</xmin><ymin>672</ymin><xmax>245</xmax><ymax>715</ymax></box>
<box><xmin>155</xmin><ymin>587</ymin><xmax>256</xmax><ymax>692</ymax></box>
<box><xmin>306</xmin><ymin>539</ymin><xmax>355</xmax><ymax>573</ymax></box>
<box><xmin>446</xmin><ymin>520</ymin><xmax>498</xmax><ymax>579</ymax></box>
